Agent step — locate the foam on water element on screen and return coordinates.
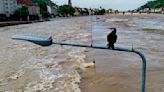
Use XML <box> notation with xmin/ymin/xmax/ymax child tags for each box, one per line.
<box><xmin>1</xmin><ymin>47</ymin><xmax>86</xmax><ymax>92</ymax></box>
<box><xmin>105</xmin><ymin>18</ymin><xmax>129</xmax><ymax>22</ymax></box>
<box><xmin>0</xmin><ymin>17</ymin><xmax>92</xmax><ymax>92</ymax></box>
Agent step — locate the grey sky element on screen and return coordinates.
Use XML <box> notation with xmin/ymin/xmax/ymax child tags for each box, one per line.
<box><xmin>52</xmin><ymin>0</ymin><xmax>152</xmax><ymax>11</ymax></box>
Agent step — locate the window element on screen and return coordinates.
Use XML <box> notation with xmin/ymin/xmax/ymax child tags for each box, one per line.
<box><xmin>5</xmin><ymin>3</ymin><xmax>8</xmax><ymax>5</ymax></box>
<box><xmin>5</xmin><ymin>11</ymin><xmax>9</xmax><ymax>13</ymax></box>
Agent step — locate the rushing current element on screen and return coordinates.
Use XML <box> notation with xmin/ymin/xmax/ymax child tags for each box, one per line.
<box><xmin>0</xmin><ymin>14</ymin><xmax>164</xmax><ymax>92</ymax></box>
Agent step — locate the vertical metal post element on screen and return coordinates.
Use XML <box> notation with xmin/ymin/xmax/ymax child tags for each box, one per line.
<box><xmin>52</xmin><ymin>43</ymin><xmax>147</xmax><ymax>92</ymax></box>
<box><xmin>133</xmin><ymin>50</ymin><xmax>146</xmax><ymax>92</ymax></box>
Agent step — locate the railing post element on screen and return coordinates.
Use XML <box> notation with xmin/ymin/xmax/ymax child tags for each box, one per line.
<box><xmin>133</xmin><ymin>50</ymin><xmax>147</xmax><ymax>92</ymax></box>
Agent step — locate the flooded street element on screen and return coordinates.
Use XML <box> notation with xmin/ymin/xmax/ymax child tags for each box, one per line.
<box><xmin>0</xmin><ymin>14</ymin><xmax>164</xmax><ymax>92</ymax></box>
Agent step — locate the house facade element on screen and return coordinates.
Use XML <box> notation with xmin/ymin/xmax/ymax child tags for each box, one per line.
<box><xmin>47</xmin><ymin>0</ymin><xmax>58</xmax><ymax>15</ymax></box>
<box><xmin>0</xmin><ymin>0</ymin><xmax>17</xmax><ymax>17</ymax></box>
<box><xmin>0</xmin><ymin>0</ymin><xmax>58</xmax><ymax>21</ymax></box>
<box><xmin>16</xmin><ymin>0</ymin><xmax>40</xmax><ymax>15</ymax></box>
<box><xmin>139</xmin><ymin>7</ymin><xmax>164</xmax><ymax>13</ymax></box>
<box><xmin>28</xmin><ymin>5</ymin><xmax>40</xmax><ymax>15</ymax></box>
<box><xmin>160</xmin><ymin>7</ymin><xmax>164</xmax><ymax>14</ymax></box>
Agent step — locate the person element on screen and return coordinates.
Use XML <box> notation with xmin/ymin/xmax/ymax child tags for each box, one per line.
<box><xmin>107</xmin><ymin>28</ymin><xmax>117</xmax><ymax>49</ymax></box>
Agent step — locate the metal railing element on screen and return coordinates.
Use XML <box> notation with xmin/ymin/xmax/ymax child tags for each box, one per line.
<box><xmin>12</xmin><ymin>35</ymin><xmax>147</xmax><ymax>92</ymax></box>
<box><xmin>52</xmin><ymin>42</ymin><xmax>147</xmax><ymax>92</ymax></box>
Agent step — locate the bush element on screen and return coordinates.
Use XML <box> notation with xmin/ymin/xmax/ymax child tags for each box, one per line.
<box><xmin>58</xmin><ymin>5</ymin><xmax>75</xmax><ymax>16</ymax></box>
<box><xmin>14</xmin><ymin>6</ymin><xmax>29</xmax><ymax>21</ymax></box>
<box><xmin>95</xmin><ymin>9</ymin><xmax>106</xmax><ymax>15</ymax></box>
<box><xmin>0</xmin><ymin>14</ymin><xmax>6</xmax><ymax>21</ymax></box>
<box><xmin>38</xmin><ymin>0</ymin><xmax>49</xmax><ymax>18</ymax></box>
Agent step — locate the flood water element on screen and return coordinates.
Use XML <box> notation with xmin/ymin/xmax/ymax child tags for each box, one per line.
<box><xmin>80</xmin><ymin>14</ymin><xmax>164</xmax><ymax>92</ymax></box>
<box><xmin>0</xmin><ymin>17</ymin><xmax>91</xmax><ymax>92</ymax></box>
<box><xmin>0</xmin><ymin>14</ymin><xmax>164</xmax><ymax>92</ymax></box>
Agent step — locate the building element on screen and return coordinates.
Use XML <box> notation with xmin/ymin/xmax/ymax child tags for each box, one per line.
<box><xmin>16</xmin><ymin>0</ymin><xmax>40</xmax><ymax>16</ymax></box>
<box><xmin>0</xmin><ymin>1</ymin><xmax>4</xmax><ymax>14</ymax></box>
<box><xmin>0</xmin><ymin>0</ymin><xmax>41</xmax><ymax>21</ymax></box>
<box><xmin>161</xmin><ymin>7</ymin><xmax>164</xmax><ymax>14</ymax></box>
<box><xmin>139</xmin><ymin>7</ymin><xmax>164</xmax><ymax>13</ymax></box>
<box><xmin>0</xmin><ymin>0</ymin><xmax>17</xmax><ymax>17</ymax></box>
<box><xmin>47</xmin><ymin>0</ymin><xmax>58</xmax><ymax>15</ymax></box>
<box><xmin>74</xmin><ymin>7</ymin><xmax>81</xmax><ymax>16</ymax></box>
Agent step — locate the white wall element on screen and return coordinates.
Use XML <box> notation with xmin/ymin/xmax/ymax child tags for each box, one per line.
<box><xmin>0</xmin><ymin>0</ymin><xmax>4</xmax><ymax>14</ymax></box>
<box><xmin>28</xmin><ymin>6</ymin><xmax>40</xmax><ymax>15</ymax></box>
<box><xmin>47</xmin><ymin>5</ymin><xmax>52</xmax><ymax>14</ymax></box>
<box><xmin>0</xmin><ymin>0</ymin><xmax>17</xmax><ymax>16</ymax></box>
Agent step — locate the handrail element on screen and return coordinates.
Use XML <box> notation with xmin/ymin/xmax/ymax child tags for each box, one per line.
<box><xmin>12</xmin><ymin>35</ymin><xmax>146</xmax><ymax>92</ymax></box>
<box><xmin>52</xmin><ymin>42</ymin><xmax>147</xmax><ymax>92</ymax></box>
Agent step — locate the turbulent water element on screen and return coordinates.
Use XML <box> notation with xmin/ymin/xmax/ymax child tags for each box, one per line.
<box><xmin>0</xmin><ymin>18</ymin><xmax>91</xmax><ymax>92</ymax></box>
<box><xmin>0</xmin><ymin>14</ymin><xmax>164</xmax><ymax>92</ymax></box>
<box><xmin>81</xmin><ymin>14</ymin><xmax>164</xmax><ymax>92</ymax></box>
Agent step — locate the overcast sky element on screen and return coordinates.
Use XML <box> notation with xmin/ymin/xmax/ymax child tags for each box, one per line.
<box><xmin>51</xmin><ymin>0</ymin><xmax>152</xmax><ymax>11</ymax></box>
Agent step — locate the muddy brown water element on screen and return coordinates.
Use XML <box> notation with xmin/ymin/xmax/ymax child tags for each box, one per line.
<box><xmin>80</xmin><ymin>14</ymin><xmax>164</xmax><ymax>92</ymax></box>
<box><xmin>0</xmin><ymin>17</ymin><xmax>91</xmax><ymax>92</ymax></box>
<box><xmin>0</xmin><ymin>14</ymin><xmax>163</xmax><ymax>92</ymax></box>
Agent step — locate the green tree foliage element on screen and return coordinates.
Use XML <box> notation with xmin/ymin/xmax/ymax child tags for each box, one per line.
<box><xmin>139</xmin><ymin>0</ymin><xmax>164</xmax><ymax>9</ymax></box>
<box><xmin>38</xmin><ymin>0</ymin><xmax>49</xmax><ymax>18</ymax></box>
<box><xmin>14</xmin><ymin>6</ymin><xmax>29</xmax><ymax>20</ymax></box>
<box><xmin>95</xmin><ymin>9</ymin><xmax>106</xmax><ymax>15</ymax></box>
<box><xmin>58</xmin><ymin>5</ymin><xmax>75</xmax><ymax>16</ymax></box>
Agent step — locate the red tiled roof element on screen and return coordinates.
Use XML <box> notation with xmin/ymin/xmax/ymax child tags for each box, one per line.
<box><xmin>16</xmin><ymin>0</ymin><xmax>34</xmax><ymax>6</ymax></box>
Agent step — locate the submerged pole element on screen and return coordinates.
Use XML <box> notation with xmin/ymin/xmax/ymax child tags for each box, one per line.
<box><xmin>133</xmin><ymin>50</ymin><xmax>146</xmax><ymax>92</ymax></box>
<box><xmin>52</xmin><ymin>42</ymin><xmax>146</xmax><ymax>92</ymax></box>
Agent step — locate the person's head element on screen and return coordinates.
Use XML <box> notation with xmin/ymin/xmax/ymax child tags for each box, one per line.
<box><xmin>109</xmin><ymin>28</ymin><xmax>117</xmax><ymax>33</ymax></box>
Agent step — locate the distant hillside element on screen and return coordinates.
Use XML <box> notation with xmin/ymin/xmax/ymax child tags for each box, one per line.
<box><xmin>139</xmin><ymin>0</ymin><xmax>164</xmax><ymax>9</ymax></box>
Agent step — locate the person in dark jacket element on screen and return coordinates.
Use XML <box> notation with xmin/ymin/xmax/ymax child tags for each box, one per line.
<box><xmin>107</xmin><ymin>28</ymin><xmax>117</xmax><ymax>49</ymax></box>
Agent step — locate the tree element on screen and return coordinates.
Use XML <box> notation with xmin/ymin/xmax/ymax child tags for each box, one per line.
<box><xmin>38</xmin><ymin>0</ymin><xmax>49</xmax><ymax>18</ymax></box>
<box><xmin>58</xmin><ymin>4</ymin><xmax>75</xmax><ymax>16</ymax></box>
<box><xmin>154</xmin><ymin>2</ymin><xmax>162</xmax><ymax>8</ymax></box>
<box><xmin>14</xmin><ymin>6</ymin><xmax>29</xmax><ymax>21</ymax></box>
<box><xmin>95</xmin><ymin>9</ymin><xmax>106</xmax><ymax>15</ymax></box>
<box><xmin>138</xmin><ymin>0</ymin><xmax>164</xmax><ymax>10</ymax></box>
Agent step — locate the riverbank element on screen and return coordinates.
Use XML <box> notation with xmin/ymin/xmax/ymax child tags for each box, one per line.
<box><xmin>0</xmin><ymin>20</ymin><xmax>45</xmax><ymax>27</ymax></box>
<box><xmin>0</xmin><ymin>16</ymin><xmax>85</xmax><ymax>27</ymax></box>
